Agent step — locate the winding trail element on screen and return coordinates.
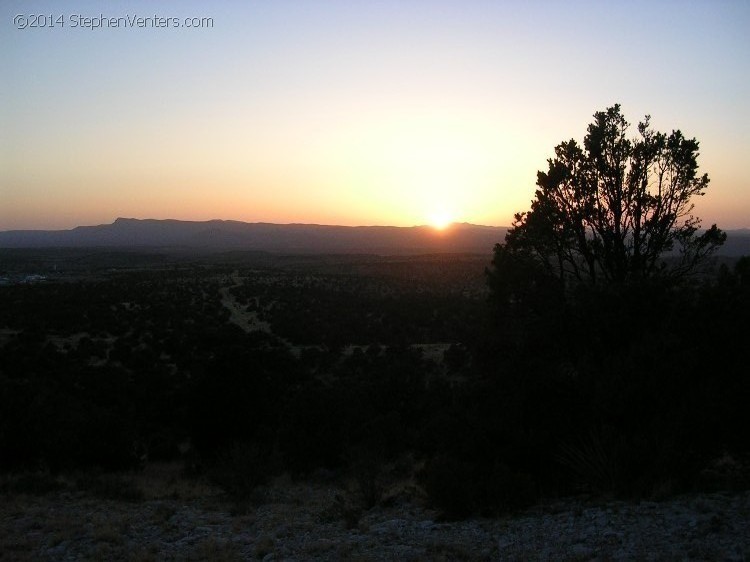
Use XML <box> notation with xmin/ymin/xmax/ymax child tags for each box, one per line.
<box><xmin>219</xmin><ymin>272</ymin><xmax>272</xmax><ymax>334</ymax></box>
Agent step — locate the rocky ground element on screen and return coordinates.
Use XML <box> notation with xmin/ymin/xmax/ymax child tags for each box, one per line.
<box><xmin>1</xmin><ymin>464</ymin><xmax>748</xmax><ymax>561</ymax></box>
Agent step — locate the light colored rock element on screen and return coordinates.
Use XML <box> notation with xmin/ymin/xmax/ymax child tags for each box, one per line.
<box><xmin>2</xmin><ymin>482</ymin><xmax>748</xmax><ymax>561</ymax></box>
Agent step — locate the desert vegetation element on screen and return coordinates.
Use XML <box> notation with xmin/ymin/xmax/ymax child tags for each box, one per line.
<box><xmin>0</xmin><ymin>247</ymin><xmax>748</xmax><ymax>521</ymax></box>
<box><xmin>0</xmin><ymin>108</ymin><xmax>748</xmax><ymax>560</ymax></box>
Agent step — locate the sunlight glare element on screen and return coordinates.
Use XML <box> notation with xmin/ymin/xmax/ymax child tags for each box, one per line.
<box><xmin>429</xmin><ymin>209</ymin><xmax>453</xmax><ymax>230</ymax></box>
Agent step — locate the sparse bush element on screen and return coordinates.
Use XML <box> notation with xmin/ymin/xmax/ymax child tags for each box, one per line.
<box><xmin>443</xmin><ymin>343</ymin><xmax>469</xmax><ymax>373</ymax></box>
<box><xmin>422</xmin><ymin>455</ymin><xmax>536</xmax><ymax>519</ymax></box>
<box><xmin>209</xmin><ymin>442</ymin><xmax>276</xmax><ymax>499</ymax></box>
<box><xmin>253</xmin><ymin>535</ymin><xmax>275</xmax><ymax>560</ymax></box>
<box><xmin>78</xmin><ymin>472</ymin><xmax>145</xmax><ymax>502</ymax></box>
<box><xmin>347</xmin><ymin>445</ymin><xmax>386</xmax><ymax>509</ymax></box>
<box><xmin>1</xmin><ymin>252</ymin><xmax>747</xmax><ymax>510</ymax></box>
<box><xmin>0</xmin><ymin>470</ymin><xmax>65</xmax><ymax>496</ymax></box>
<box><xmin>188</xmin><ymin>537</ymin><xmax>243</xmax><ymax>562</ymax></box>
<box><xmin>320</xmin><ymin>492</ymin><xmax>363</xmax><ymax>529</ymax></box>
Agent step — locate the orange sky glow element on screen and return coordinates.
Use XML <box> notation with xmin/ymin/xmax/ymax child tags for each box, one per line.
<box><xmin>2</xmin><ymin>1</ymin><xmax>749</xmax><ymax>230</ymax></box>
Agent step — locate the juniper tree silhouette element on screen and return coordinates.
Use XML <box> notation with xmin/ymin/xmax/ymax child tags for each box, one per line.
<box><xmin>489</xmin><ymin>104</ymin><xmax>725</xmax><ymax>299</ymax></box>
<box><xmin>479</xmin><ymin>106</ymin><xmax>743</xmax><ymax>499</ymax></box>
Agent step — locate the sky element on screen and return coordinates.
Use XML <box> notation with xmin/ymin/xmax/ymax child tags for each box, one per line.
<box><xmin>2</xmin><ymin>0</ymin><xmax>749</xmax><ymax>230</ymax></box>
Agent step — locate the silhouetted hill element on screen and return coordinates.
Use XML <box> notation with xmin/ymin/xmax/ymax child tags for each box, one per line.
<box><xmin>0</xmin><ymin>218</ymin><xmax>508</xmax><ymax>254</ymax></box>
<box><xmin>2</xmin><ymin>219</ymin><xmax>749</xmax><ymax>256</ymax></box>
<box><xmin>722</xmin><ymin>228</ymin><xmax>750</xmax><ymax>257</ymax></box>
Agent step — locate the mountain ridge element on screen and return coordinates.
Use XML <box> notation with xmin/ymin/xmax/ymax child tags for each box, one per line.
<box><xmin>2</xmin><ymin>218</ymin><xmax>749</xmax><ymax>256</ymax></box>
<box><xmin>0</xmin><ymin>218</ymin><xmax>510</xmax><ymax>255</ymax></box>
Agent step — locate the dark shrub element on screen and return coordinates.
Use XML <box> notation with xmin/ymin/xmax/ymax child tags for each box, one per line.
<box><xmin>209</xmin><ymin>442</ymin><xmax>276</xmax><ymax>498</ymax></box>
<box><xmin>422</xmin><ymin>455</ymin><xmax>536</xmax><ymax>519</ymax></box>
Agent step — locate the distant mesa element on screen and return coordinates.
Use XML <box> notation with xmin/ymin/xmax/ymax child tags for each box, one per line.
<box><xmin>0</xmin><ymin>218</ymin><xmax>509</xmax><ymax>255</ymax></box>
<box><xmin>1</xmin><ymin>218</ymin><xmax>749</xmax><ymax>257</ymax></box>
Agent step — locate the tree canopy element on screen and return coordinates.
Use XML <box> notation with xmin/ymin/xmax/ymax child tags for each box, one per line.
<box><xmin>494</xmin><ymin>104</ymin><xmax>725</xmax><ymax>293</ymax></box>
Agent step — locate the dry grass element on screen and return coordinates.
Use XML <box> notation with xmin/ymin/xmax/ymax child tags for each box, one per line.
<box><xmin>92</xmin><ymin>520</ymin><xmax>125</xmax><ymax>545</ymax></box>
<box><xmin>188</xmin><ymin>537</ymin><xmax>243</xmax><ymax>562</ymax></box>
<box><xmin>133</xmin><ymin>462</ymin><xmax>223</xmax><ymax>501</ymax></box>
<box><xmin>1</xmin><ymin>463</ymin><xmax>747</xmax><ymax>561</ymax></box>
<box><xmin>422</xmin><ymin>541</ymin><xmax>476</xmax><ymax>561</ymax></box>
<box><xmin>253</xmin><ymin>535</ymin><xmax>275</xmax><ymax>559</ymax></box>
<box><xmin>149</xmin><ymin>502</ymin><xmax>177</xmax><ymax>528</ymax></box>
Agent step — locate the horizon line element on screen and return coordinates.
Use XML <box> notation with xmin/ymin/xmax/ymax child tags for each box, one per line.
<box><xmin>1</xmin><ymin>217</ymin><xmax>512</xmax><ymax>233</ymax></box>
<box><xmin>3</xmin><ymin>217</ymin><xmax>749</xmax><ymax>233</ymax></box>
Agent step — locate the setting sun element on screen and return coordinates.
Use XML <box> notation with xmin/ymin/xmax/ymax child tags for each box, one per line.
<box><xmin>429</xmin><ymin>210</ymin><xmax>453</xmax><ymax>230</ymax></box>
<box><xmin>1</xmin><ymin>1</ymin><xmax>747</xmax><ymax>231</ymax></box>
